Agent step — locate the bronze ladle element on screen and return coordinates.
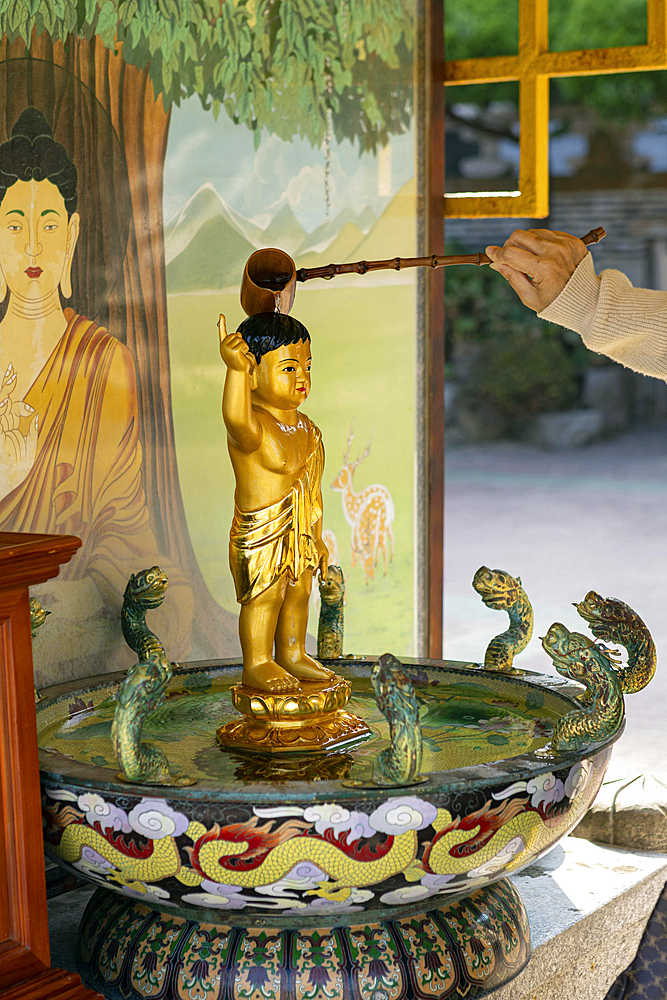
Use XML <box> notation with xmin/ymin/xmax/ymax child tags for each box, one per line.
<box><xmin>240</xmin><ymin>228</ymin><xmax>606</xmax><ymax>316</ymax></box>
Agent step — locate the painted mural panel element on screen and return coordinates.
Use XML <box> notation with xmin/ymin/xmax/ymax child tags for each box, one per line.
<box><xmin>0</xmin><ymin>61</ymin><xmax>195</xmax><ymax>685</ymax></box>
<box><xmin>0</xmin><ymin>2</ymin><xmax>419</xmax><ymax>684</ymax></box>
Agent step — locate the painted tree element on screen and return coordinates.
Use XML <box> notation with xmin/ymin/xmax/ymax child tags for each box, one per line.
<box><xmin>0</xmin><ymin>0</ymin><xmax>413</xmax><ymax>652</ymax></box>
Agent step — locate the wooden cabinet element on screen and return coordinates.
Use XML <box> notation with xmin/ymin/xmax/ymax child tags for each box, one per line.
<box><xmin>0</xmin><ymin>532</ymin><xmax>103</xmax><ymax>999</ymax></box>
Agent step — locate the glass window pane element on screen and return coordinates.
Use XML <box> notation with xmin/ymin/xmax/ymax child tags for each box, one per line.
<box><xmin>446</xmin><ymin>82</ymin><xmax>520</xmax><ymax>195</ymax></box>
<box><xmin>550</xmin><ymin>70</ymin><xmax>667</xmax><ymax>284</ymax></box>
<box><xmin>549</xmin><ymin>0</ymin><xmax>647</xmax><ymax>52</ymax></box>
<box><xmin>445</xmin><ymin>0</ymin><xmax>518</xmax><ymax>60</ymax></box>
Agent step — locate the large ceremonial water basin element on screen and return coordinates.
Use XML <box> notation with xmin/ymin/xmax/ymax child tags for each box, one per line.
<box><xmin>37</xmin><ymin>657</ymin><xmax>618</xmax><ymax>925</ymax></box>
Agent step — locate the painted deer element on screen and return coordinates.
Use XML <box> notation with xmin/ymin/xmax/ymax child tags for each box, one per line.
<box><xmin>331</xmin><ymin>426</ymin><xmax>395</xmax><ymax>583</ymax></box>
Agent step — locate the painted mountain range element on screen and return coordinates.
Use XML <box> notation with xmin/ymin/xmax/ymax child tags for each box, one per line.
<box><xmin>165</xmin><ymin>182</ymin><xmax>391</xmax><ymax>293</ymax></box>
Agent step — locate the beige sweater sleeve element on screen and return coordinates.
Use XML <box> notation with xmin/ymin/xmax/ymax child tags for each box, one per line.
<box><xmin>537</xmin><ymin>252</ymin><xmax>667</xmax><ymax>380</ymax></box>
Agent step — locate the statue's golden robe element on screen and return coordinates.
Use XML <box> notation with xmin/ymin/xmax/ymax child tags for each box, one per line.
<box><xmin>230</xmin><ymin>416</ymin><xmax>324</xmax><ymax>604</ymax></box>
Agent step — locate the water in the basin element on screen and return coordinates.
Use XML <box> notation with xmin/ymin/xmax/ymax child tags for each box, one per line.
<box><xmin>36</xmin><ymin>665</ymin><xmax>563</xmax><ymax>786</ymax></box>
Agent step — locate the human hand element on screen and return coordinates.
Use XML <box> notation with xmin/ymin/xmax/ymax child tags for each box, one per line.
<box><xmin>316</xmin><ymin>539</ymin><xmax>329</xmax><ymax>580</ymax></box>
<box><xmin>485</xmin><ymin>229</ymin><xmax>588</xmax><ymax>312</ymax></box>
<box><xmin>219</xmin><ymin>318</ymin><xmax>254</xmax><ymax>374</ymax></box>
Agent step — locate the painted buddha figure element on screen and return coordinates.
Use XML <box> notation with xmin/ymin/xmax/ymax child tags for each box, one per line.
<box><xmin>0</xmin><ymin>108</ymin><xmax>192</xmax><ymax>675</ymax></box>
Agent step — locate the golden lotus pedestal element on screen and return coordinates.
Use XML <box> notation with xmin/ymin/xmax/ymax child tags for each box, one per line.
<box><xmin>216</xmin><ymin>674</ymin><xmax>371</xmax><ymax>754</ymax></box>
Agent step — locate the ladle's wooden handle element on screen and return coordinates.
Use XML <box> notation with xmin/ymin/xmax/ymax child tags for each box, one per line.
<box><xmin>295</xmin><ymin>227</ymin><xmax>606</xmax><ymax>282</ymax></box>
<box><xmin>474</xmin><ymin>226</ymin><xmax>606</xmax><ymax>265</ymax></box>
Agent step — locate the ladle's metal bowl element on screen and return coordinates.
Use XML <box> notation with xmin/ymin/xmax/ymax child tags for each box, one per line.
<box><xmin>38</xmin><ymin>658</ymin><xmax>618</xmax><ymax>925</ymax></box>
<box><xmin>240</xmin><ymin>247</ymin><xmax>296</xmax><ymax>316</ymax></box>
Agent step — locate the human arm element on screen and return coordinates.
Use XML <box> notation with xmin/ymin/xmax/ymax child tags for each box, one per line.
<box><xmin>486</xmin><ymin>229</ymin><xmax>667</xmax><ymax>380</ymax></box>
<box><xmin>218</xmin><ymin>314</ymin><xmax>262</xmax><ymax>452</ymax></box>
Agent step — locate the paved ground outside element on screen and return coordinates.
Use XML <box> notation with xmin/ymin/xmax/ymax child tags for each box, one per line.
<box><xmin>444</xmin><ymin>422</ymin><xmax>667</xmax><ymax>778</ymax></box>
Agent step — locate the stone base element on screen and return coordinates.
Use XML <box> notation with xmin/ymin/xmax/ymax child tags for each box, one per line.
<box><xmin>217</xmin><ymin>674</ymin><xmax>371</xmax><ymax>754</ymax></box>
<box><xmin>526</xmin><ymin>408</ymin><xmax>604</xmax><ymax>449</ymax></box>
<box><xmin>77</xmin><ymin>881</ymin><xmax>530</xmax><ymax>1000</ymax></box>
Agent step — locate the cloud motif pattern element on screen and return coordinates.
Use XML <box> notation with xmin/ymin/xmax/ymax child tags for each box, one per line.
<box><xmin>72</xmin><ymin>845</ymin><xmax>115</xmax><ymax>883</ymax></box>
<box><xmin>45</xmin><ymin>787</ymin><xmax>78</xmax><ymax>801</ymax></box>
<box><xmin>121</xmin><ymin>883</ymin><xmax>174</xmax><ymax>905</ymax></box>
<box><xmin>281</xmin><ymin>888</ymin><xmax>374</xmax><ymax>916</ymax></box>
<box><xmin>79</xmin><ymin>793</ymin><xmax>132</xmax><ymax>834</ymax></box>
<box><xmin>181</xmin><ymin>890</ymin><xmax>249</xmax><ymax>910</ymax></box>
<box><xmin>127</xmin><ymin>799</ymin><xmax>190</xmax><ymax>840</ymax></box>
<box><xmin>302</xmin><ymin>804</ymin><xmax>375</xmax><ymax>842</ymax></box>
<box><xmin>565</xmin><ymin>760</ymin><xmax>592</xmax><ymax>800</ymax></box>
<box><xmin>255</xmin><ymin>864</ymin><xmax>327</xmax><ymax>897</ymax></box>
<box><xmin>467</xmin><ymin>836</ymin><xmax>526</xmax><ymax>879</ymax></box>
<box><xmin>42</xmin><ymin>754</ymin><xmax>605</xmax><ymax>920</ymax></box>
<box><xmin>492</xmin><ymin>760</ymin><xmax>590</xmax><ymax>811</ymax></box>
<box><xmin>369</xmin><ymin>797</ymin><xmax>438</xmax><ymax>835</ymax></box>
<box><xmin>526</xmin><ymin>773</ymin><xmax>565</xmax><ymax>810</ymax></box>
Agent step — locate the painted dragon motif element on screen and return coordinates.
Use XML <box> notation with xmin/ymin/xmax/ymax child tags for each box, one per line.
<box><xmin>472</xmin><ymin>566</ymin><xmax>533</xmax><ymax>673</ymax></box>
<box><xmin>45</xmin><ymin>763</ymin><xmax>596</xmax><ymax>911</ymax></box>
<box><xmin>317</xmin><ymin>564</ymin><xmax>345</xmax><ymax>659</ymax></box>
<box><xmin>371</xmin><ymin>653</ymin><xmax>423</xmax><ymax>785</ymax></box>
<box><xmin>111</xmin><ymin>567</ymin><xmax>194</xmax><ymax>787</ymax></box>
<box><xmin>541</xmin><ymin>623</ymin><xmax>624</xmax><ymax>750</ymax></box>
<box><xmin>185</xmin><ymin>817</ymin><xmax>418</xmax><ymax>899</ymax></box>
<box><xmin>51</xmin><ymin>818</ymin><xmax>203</xmax><ymax>891</ymax></box>
<box><xmin>42</xmin><ymin>747</ymin><xmax>601</xmax><ymax>915</ymax></box>
<box><xmin>48</xmin><ymin>801</ymin><xmax>419</xmax><ymax>903</ymax></box>
<box><xmin>574</xmin><ymin>591</ymin><xmax>656</xmax><ymax>694</ymax></box>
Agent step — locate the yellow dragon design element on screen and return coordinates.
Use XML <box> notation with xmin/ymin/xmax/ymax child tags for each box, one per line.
<box><xmin>426</xmin><ymin>807</ymin><xmax>545</xmax><ymax>876</ymax></box>
<box><xmin>51</xmin><ymin>819</ymin><xmax>204</xmax><ymax>891</ymax></box>
<box><xmin>50</xmin><ymin>811</ymin><xmax>418</xmax><ymax>900</ymax></box>
<box><xmin>184</xmin><ymin>816</ymin><xmax>419</xmax><ymax>899</ymax></box>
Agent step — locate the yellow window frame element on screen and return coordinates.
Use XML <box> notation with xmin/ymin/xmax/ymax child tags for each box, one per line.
<box><xmin>445</xmin><ymin>0</ymin><xmax>667</xmax><ymax>218</ymax></box>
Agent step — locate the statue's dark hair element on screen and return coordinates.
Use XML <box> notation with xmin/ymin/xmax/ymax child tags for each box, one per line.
<box><xmin>238</xmin><ymin>312</ymin><xmax>311</xmax><ymax>364</ymax></box>
<box><xmin>0</xmin><ymin>108</ymin><xmax>77</xmax><ymax>216</ymax></box>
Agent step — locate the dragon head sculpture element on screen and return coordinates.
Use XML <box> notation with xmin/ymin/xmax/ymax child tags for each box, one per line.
<box><xmin>124</xmin><ymin>566</ymin><xmax>170</xmax><ymax>610</ymax></box>
<box><xmin>472</xmin><ymin>566</ymin><xmax>522</xmax><ymax>611</ymax></box>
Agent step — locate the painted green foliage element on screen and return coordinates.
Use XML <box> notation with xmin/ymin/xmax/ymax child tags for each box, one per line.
<box><xmin>0</xmin><ymin>0</ymin><xmax>413</xmax><ymax>149</ymax></box>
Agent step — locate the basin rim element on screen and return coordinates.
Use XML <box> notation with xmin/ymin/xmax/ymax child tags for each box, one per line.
<box><xmin>37</xmin><ymin>656</ymin><xmax>623</xmax><ymax>803</ymax></box>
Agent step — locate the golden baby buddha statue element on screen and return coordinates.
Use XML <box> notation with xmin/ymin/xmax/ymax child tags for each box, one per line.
<box><xmin>218</xmin><ymin>311</ymin><xmax>333</xmax><ymax>693</ymax></box>
<box><xmin>216</xmin><ymin>281</ymin><xmax>369</xmax><ymax>754</ymax></box>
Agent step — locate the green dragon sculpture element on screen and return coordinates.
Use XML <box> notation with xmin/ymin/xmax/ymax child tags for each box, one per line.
<box><xmin>542</xmin><ymin>593</ymin><xmax>655</xmax><ymax>749</ymax></box>
<box><xmin>574</xmin><ymin>591</ymin><xmax>656</xmax><ymax>694</ymax></box>
<box><xmin>472</xmin><ymin>566</ymin><xmax>533</xmax><ymax>673</ymax></box>
<box><xmin>541</xmin><ymin>623</ymin><xmax>624</xmax><ymax>750</ymax></box>
<box><xmin>111</xmin><ymin>566</ymin><xmax>195</xmax><ymax>787</ymax></box>
<box><xmin>371</xmin><ymin>652</ymin><xmax>423</xmax><ymax>786</ymax></box>
<box><xmin>30</xmin><ymin>596</ymin><xmax>50</xmax><ymax>702</ymax></box>
<box><xmin>317</xmin><ymin>564</ymin><xmax>345</xmax><ymax>659</ymax></box>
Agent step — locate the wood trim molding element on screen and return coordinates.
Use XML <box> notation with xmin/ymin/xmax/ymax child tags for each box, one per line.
<box><xmin>0</xmin><ymin>968</ymin><xmax>102</xmax><ymax>999</ymax></box>
<box><xmin>0</xmin><ymin>531</ymin><xmax>102</xmax><ymax>998</ymax></box>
